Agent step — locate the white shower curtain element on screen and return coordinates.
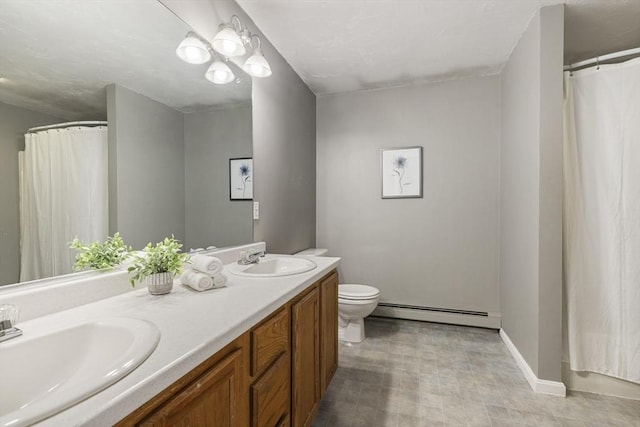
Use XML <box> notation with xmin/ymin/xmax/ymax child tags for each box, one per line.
<box><xmin>19</xmin><ymin>126</ymin><xmax>108</xmax><ymax>282</ymax></box>
<box><xmin>563</xmin><ymin>58</ymin><xmax>640</xmax><ymax>383</ymax></box>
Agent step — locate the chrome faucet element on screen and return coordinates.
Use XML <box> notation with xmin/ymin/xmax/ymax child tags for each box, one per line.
<box><xmin>237</xmin><ymin>250</ymin><xmax>266</xmax><ymax>265</ymax></box>
<box><xmin>0</xmin><ymin>304</ymin><xmax>22</xmax><ymax>343</ymax></box>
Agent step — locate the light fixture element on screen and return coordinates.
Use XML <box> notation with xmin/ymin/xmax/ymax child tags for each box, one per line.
<box><xmin>242</xmin><ymin>36</ymin><xmax>272</xmax><ymax>78</ymax></box>
<box><xmin>175</xmin><ymin>17</ymin><xmax>271</xmax><ymax>85</ymax></box>
<box><xmin>175</xmin><ymin>32</ymin><xmax>212</xmax><ymax>64</ymax></box>
<box><xmin>205</xmin><ymin>59</ymin><xmax>235</xmax><ymax>84</ymax></box>
<box><xmin>212</xmin><ymin>16</ymin><xmax>246</xmax><ymax>57</ymax></box>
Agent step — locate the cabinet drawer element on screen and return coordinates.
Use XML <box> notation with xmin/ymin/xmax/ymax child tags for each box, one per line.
<box><xmin>251</xmin><ymin>353</ymin><xmax>290</xmax><ymax>427</ymax></box>
<box><xmin>251</xmin><ymin>307</ymin><xmax>289</xmax><ymax>376</ymax></box>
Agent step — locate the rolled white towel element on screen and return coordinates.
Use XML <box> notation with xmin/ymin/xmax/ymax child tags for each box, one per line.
<box><xmin>212</xmin><ymin>273</ymin><xmax>228</xmax><ymax>289</ymax></box>
<box><xmin>181</xmin><ymin>269</ymin><xmax>213</xmax><ymax>292</ymax></box>
<box><xmin>190</xmin><ymin>254</ymin><xmax>224</xmax><ymax>276</ymax></box>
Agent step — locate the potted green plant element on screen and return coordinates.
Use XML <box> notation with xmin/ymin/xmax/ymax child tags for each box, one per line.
<box><xmin>69</xmin><ymin>232</ymin><xmax>132</xmax><ymax>271</ymax></box>
<box><xmin>128</xmin><ymin>236</ymin><xmax>189</xmax><ymax>295</ymax></box>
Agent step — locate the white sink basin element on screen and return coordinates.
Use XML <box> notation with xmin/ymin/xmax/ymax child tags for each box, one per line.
<box><xmin>230</xmin><ymin>256</ymin><xmax>317</xmax><ymax>277</ymax></box>
<box><xmin>0</xmin><ymin>317</ymin><xmax>160</xmax><ymax>427</ymax></box>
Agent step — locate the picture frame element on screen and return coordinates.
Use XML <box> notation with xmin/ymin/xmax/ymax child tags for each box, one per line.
<box><xmin>380</xmin><ymin>146</ymin><xmax>423</xmax><ymax>199</ymax></box>
<box><xmin>229</xmin><ymin>157</ymin><xmax>253</xmax><ymax>200</ymax></box>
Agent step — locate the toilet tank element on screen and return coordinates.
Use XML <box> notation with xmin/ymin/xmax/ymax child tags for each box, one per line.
<box><xmin>294</xmin><ymin>248</ymin><xmax>328</xmax><ymax>257</ymax></box>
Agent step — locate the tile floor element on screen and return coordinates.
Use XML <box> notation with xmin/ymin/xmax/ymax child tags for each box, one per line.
<box><xmin>312</xmin><ymin>317</ymin><xmax>640</xmax><ymax>427</ymax></box>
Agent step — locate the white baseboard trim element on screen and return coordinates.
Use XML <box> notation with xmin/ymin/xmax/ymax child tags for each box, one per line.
<box><xmin>372</xmin><ymin>306</ymin><xmax>501</xmax><ymax>329</ymax></box>
<box><xmin>499</xmin><ymin>329</ymin><xmax>566</xmax><ymax>397</ymax></box>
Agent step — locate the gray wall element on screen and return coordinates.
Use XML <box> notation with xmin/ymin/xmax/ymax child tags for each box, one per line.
<box><xmin>0</xmin><ymin>102</ymin><xmax>64</xmax><ymax>285</ymax></box>
<box><xmin>500</xmin><ymin>10</ymin><xmax>542</xmax><ymax>376</ymax></box>
<box><xmin>499</xmin><ymin>5</ymin><xmax>564</xmax><ymax>381</ymax></box>
<box><xmin>317</xmin><ymin>76</ymin><xmax>500</xmax><ymax>314</ymax></box>
<box><xmin>252</xmin><ymin>45</ymin><xmax>317</xmax><ymax>254</ymax></box>
<box><xmin>107</xmin><ymin>84</ymin><xmax>185</xmax><ymax>249</ymax></box>
<box><xmin>159</xmin><ymin>0</ymin><xmax>317</xmax><ymax>255</ymax></box>
<box><xmin>184</xmin><ymin>104</ymin><xmax>253</xmax><ymax>250</ymax></box>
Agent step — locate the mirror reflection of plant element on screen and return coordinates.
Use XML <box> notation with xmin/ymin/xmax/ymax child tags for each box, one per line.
<box><xmin>69</xmin><ymin>232</ymin><xmax>132</xmax><ymax>271</ymax></box>
<box><xmin>127</xmin><ymin>236</ymin><xmax>190</xmax><ymax>287</ymax></box>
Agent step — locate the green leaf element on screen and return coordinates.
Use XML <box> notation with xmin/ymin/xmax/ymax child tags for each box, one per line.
<box><xmin>69</xmin><ymin>232</ymin><xmax>132</xmax><ymax>272</ymax></box>
<box><xmin>127</xmin><ymin>235</ymin><xmax>190</xmax><ymax>287</ymax></box>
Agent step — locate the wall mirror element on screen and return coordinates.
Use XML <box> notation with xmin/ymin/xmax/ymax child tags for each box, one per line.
<box><xmin>0</xmin><ymin>0</ymin><xmax>254</xmax><ymax>286</ymax></box>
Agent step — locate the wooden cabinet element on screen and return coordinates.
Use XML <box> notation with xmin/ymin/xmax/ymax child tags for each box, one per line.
<box><xmin>250</xmin><ymin>307</ymin><xmax>291</xmax><ymax>427</ymax></box>
<box><xmin>290</xmin><ymin>271</ymin><xmax>339</xmax><ymax>427</ymax></box>
<box><xmin>319</xmin><ymin>271</ymin><xmax>338</xmax><ymax>395</ymax></box>
<box><xmin>250</xmin><ymin>353</ymin><xmax>290</xmax><ymax>427</ymax></box>
<box><xmin>276</xmin><ymin>414</ymin><xmax>290</xmax><ymax>427</ymax></box>
<box><xmin>251</xmin><ymin>307</ymin><xmax>289</xmax><ymax>376</ymax></box>
<box><xmin>117</xmin><ymin>270</ymin><xmax>338</xmax><ymax>427</ymax></box>
<box><xmin>291</xmin><ymin>287</ymin><xmax>320</xmax><ymax>427</ymax></box>
<box><xmin>140</xmin><ymin>348</ymin><xmax>244</xmax><ymax>427</ymax></box>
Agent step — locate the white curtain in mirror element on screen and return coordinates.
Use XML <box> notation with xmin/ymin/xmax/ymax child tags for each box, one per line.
<box><xmin>563</xmin><ymin>58</ymin><xmax>640</xmax><ymax>383</ymax></box>
<box><xmin>19</xmin><ymin>126</ymin><xmax>108</xmax><ymax>282</ymax></box>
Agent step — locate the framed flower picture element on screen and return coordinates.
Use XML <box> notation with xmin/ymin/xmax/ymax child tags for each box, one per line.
<box><xmin>229</xmin><ymin>157</ymin><xmax>253</xmax><ymax>200</ymax></box>
<box><xmin>380</xmin><ymin>146</ymin><xmax>423</xmax><ymax>199</ymax></box>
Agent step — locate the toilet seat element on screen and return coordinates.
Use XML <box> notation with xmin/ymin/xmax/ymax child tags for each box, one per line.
<box><xmin>338</xmin><ymin>284</ymin><xmax>380</xmax><ymax>300</ymax></box>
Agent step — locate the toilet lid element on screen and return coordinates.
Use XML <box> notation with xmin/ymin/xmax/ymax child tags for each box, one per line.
<box><xmin>339</xmin><ymin>284</ymin><xmax>380</xmax><ymax>300</ymax></box>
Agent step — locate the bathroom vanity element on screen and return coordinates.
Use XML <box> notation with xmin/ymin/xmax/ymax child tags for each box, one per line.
<box><xmin>116</xmin><ymin>269</ymin><xmax>339</xmax><ymax>427</ymax></box>
<box><xmin>0</xmin><ymin>245</ymin><xmax>339</xmax><ymax>427</ymax></box>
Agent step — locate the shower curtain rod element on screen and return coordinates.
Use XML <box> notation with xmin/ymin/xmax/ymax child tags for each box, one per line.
<box><xmin>564</xmin><ymin>47</ymin><xmax>640</xmax><ymax>71</ymax></box>
<box><xmin>27</xmin><ymin>121</ymin><xmax>107</xmax><ymax>133</ymax></box>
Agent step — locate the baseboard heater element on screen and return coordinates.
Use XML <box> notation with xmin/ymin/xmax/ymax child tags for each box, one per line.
<box><xmin>372</xmin><ymin>302</ymin><xmax>501</xmax><ymax>329</ymax></box>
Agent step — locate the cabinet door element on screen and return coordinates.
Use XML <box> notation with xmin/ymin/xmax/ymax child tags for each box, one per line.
<box><xmin>319</xmin><ymin>271</ymin><xmax>338</xmax><ymax>394</ymax></box>
<box><xmin>291</xmin><ymin>287</ymin><xmax>320</xmax><ymax>427</ymax></box>
<box><xmin>140</xmin><ymin>348</ymin><xmax>243</xmax><ymax>427</ymax></box>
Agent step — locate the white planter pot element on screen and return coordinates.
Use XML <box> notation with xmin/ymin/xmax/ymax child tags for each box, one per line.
<box><xmin>145</xmin><ymin>272</ymin><xmax>174</xmax><ymax>295</ymax></box>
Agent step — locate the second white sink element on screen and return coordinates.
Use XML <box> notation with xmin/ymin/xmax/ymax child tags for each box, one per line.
<box><xmin>0</xmin><ymin>317</ymin><xmax>160</xmax><ymax>427</ymax></box>
<box><xmin>230</xmin><ymin>256</ymin><xmax>317</xmax><ymax>277</ymax></box>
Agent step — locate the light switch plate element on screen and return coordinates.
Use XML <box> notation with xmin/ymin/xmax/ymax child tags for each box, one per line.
<box><xmin>253</xmin><ymin>201</ymin><xmax>259</xmax><ymax>220</ymax></box>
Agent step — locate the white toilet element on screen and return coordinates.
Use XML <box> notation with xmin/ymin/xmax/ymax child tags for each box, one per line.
<box><xmin>337</xmin><ymin>284</ymin><xmax>380</xmax><ymax>342</ymax></box>
<box><xmin>294</xmin><ymin>248</ymin><xmax>381</xmax><ymax>343</ymax></box>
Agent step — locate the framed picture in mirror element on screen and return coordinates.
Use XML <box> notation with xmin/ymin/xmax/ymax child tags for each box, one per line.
<box><xmin>230</xmin><ymin>158</ymin><xmax>253</xmax><ymax>200</ymax></box>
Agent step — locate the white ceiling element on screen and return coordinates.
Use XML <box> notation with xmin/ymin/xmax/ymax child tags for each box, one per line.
<box><xmin>2</xmin><ymin>0</ymin><xmax>636</xmax><ymax>117</ymax></box>
<box><xmin>0</xmin><ymin>0</ymin><xmax>251</xmax><ymax>120</ymax></box>
<box><xmin>235</xmin><ymin>0</ymin><xmax>640</xmax><ymax>95</ymax></box>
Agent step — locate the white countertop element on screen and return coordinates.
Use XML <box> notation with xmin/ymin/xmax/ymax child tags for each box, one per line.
<box><xmin>22</xmin><ymin>254</ymin><xmax>339</xmax><ymax>426</ymax></box>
